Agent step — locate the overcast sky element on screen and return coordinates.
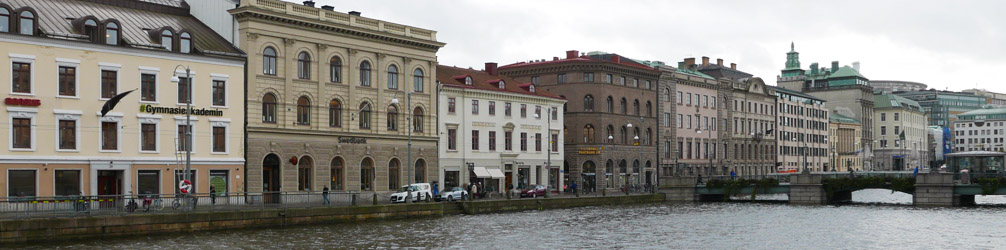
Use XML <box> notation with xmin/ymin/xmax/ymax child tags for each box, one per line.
<box><xmin>296</xmin><ymin>0</ymin><xmax>1006</xmax><ymax>93</ymax></box>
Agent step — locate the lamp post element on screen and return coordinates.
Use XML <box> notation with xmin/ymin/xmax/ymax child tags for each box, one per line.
<box><xmin>534</xmin><ymin>111</ymin><xmax>552</xmax><ymax>197</ymax></box>
<box><xmin>608</xmin><ymin>135</ymin><xmax>614</xmax><ymax>187</ymax></box>
<box><xmin>170</xmin><ymin>65</ymin><xmax>192</xmax><ymax>210</ymax></box>
<box><xmin>793</xmin><ymin>137</ymin><xmax>808</xmax><ymax>173</ymax></box>
<box><xmin>391</xmin><ymin>92</ymin><xmax>412</xmax><ymax>202</ymax></box>
<box><xmin>697</xmin><ymin>127</ymin><xmax>713</xmax><ymax>177</ymax></box>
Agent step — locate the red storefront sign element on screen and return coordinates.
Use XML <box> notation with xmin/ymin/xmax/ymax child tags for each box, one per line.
<box><xmin>4</xmin><ymin>97</ymin><xmax>41</xmax><ymax>106</ymax></box>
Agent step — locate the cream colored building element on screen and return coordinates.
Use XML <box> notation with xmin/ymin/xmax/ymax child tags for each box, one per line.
<box><xmin>0</xmin><ymin>0</ymin><xmax>245</xmax><ymax>198</ymax></box>
<box><xmin>874</xmin><ymin>93</ymin><xmax>929</xmax><ymax>171</ymax></box>
<box><xmin>773</xmin><ymin>86</ymin><xmax>829</xmax><ymax>172</ymax></box>
<box><xmin>829</xmin><ymin>113</ymin><xmax>863</xmax><ymax>172</ymax></box>
<box><xmin>231</xmin><ymin>0</ymin><xmax>444</xmax><ymax>199</ymax></box>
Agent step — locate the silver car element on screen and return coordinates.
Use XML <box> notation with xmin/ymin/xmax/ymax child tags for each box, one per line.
<box><xmin>437</xmin><ymin>187</ymin><xmax>468</xmax><ymax>202</ymax></box>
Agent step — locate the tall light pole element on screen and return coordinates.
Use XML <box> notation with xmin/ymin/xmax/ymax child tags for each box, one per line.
<box><xmin>170</xmin><ymin>65</ymin><xmax>191</xmax><ymax>208</ymax></box>
<box><xmin>626</xmin><ymin>122</ymin><xmax>633</xmax><ymax>190</ymax></box>
<box><xmin>793</xmin><ymin>137</ymin><xmax>808</xmax><ymax>173</ymax></box>
<box><xmin>391</xmin><ymin>92</ymin><xmax>412</xmax><ymax>201</ymax></box>
<box><xmin>534</xmin><ymin>110</ymin><xmax>552</xmax><ymax>196</ymax></box>
<box><xmin>697</xmin><ymin>126</ymin><xmax>713</xmax><ymax>176</ymax></box>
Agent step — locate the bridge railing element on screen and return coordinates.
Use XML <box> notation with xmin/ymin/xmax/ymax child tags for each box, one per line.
<box><xmin>954</xmin><ymin>172</ymin><xmax>1006</xmax><ymax>184</ymax></box>
<box><xmin>701</xmin><ymin>174</ymin><xmax>791</xmax><ymax>185</ymax></box>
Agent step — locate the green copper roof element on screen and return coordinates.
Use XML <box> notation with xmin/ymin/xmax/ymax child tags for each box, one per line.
<box><xmin>829</xmin><ymin>66</ymin><xmax>866</xmax><ymax>79</ymax></box>
<box><xmin>784</xmin><ymin>42</ymin><xmax>801</xmax><ymax>70</ymax></box>
<box><xmin>830</xmin><ymin>112</ymin><xmax>860</xmax><ymax>124</ymax></box>
<box><xmin>959</xmin><ymin>107</ymin><xmax>1006</xmax><ymax>117</ymax></box>
<box><xmin>874</xmin><ymin>93</ymin><xmax>922</xmax><ymax>111</ymax></box>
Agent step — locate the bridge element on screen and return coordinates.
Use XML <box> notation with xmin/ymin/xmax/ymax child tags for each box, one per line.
<box><xmin>660</xmin><ymin>171</ymin><xmax>1004</xmax><ymax>207</ymax></box>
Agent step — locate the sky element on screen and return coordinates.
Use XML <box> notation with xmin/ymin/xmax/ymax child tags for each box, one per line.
<box><xmin>293</xmin><ymin>0</ymin><xmax>1006</xmax><ymax>93</ymax></box>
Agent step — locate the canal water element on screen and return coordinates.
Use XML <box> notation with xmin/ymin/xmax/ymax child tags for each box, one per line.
<box><xmin>18</xmin><ymin>189</ymin><xmax>1006</xmax><ymax>249</ymax></box>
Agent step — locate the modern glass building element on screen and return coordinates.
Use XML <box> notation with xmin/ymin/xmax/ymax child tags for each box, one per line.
<box><xmin>894</xmin><ymin>90</ymin><xmax>985</xmax><ymax>127</ymax></box>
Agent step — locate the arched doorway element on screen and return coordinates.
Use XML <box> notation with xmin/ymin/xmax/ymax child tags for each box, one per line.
<box><xmin>605</xmin><ymin>160</ymin><xmax>614</xmax><ymax>188</ymax></box>
<box><xmin>298</xmin><ymin>156</ymin><xmax>313</xmax><ymax>191</ymax></box>
<box><xmin>388</xmin><ymin>159</ymin><xmax>400</xmax><ymax>190</ymax></box>
<box><xmin>619</xmin><ymin>160</ymin><xmax>627</xmax><ymax>188</ymax></box>
<box><xmin>632</xmin><ymin>160</ymin><xmax>640</xmax><ymax>185</ymax></box>
<box><xmin>582</xmin><ymin>161</ymin><xmax>596</xmax><ymax>193</ymax></box>
<box><xmin>645</xmin><ymin>161</ymin><xmax>652</xmax><ymax>185</ymax></box>
<box><xmin>415</xmin><ymin>159</ymin><xmax>426</xmax><ymax>184</ymax></box>
<box><xmin>361</xmin><ymin>158</ymin><xmax>374</xmax><ymax>191</ymax></box>
<box><xmin>262</xmin><ymin>154</ymin><xmax>281</xmax><ymax>203</ymax></box>
<box><xmin>330</xmin><ymin>157</ymin><xmax>344</xmax><ymax>190</ymax></box>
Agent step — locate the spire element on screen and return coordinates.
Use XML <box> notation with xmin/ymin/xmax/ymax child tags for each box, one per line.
<box><xmin>781</xmin><ymin>42</ymin><xmax>803</xmax><ymax>77</ymax></box>
<box><xmin>790</xmin><ymin>41</ymin><xmax>794</xmax><ymax>52</ymax></box>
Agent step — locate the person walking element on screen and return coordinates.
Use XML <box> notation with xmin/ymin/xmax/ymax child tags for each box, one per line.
<box><xmin>571</xmin><ymin>181</ymin><xmax>578</xmax><ymax>195</ymax></box>
<box><xmin>472</xmin><ymin>183</ymin><xmax>479</xmax><ymax>200</ymax></box>
<box><xmin>322</xmin><ymin>186</ymin><xmax>330</xmax><ymax>205</ymax></box>
<box><xmin>730</xmin><ymin>169</ymin><xmax>736</xmax><ymax>180</ymax></box>
<box><xmin>209</xmin><ymin>185</ymin><xmax>216</xmax><ymax>205</ymax></box>
<box><xmin>914</xmin><ymin>166</ymin><xmax>919</xmax><ymax>177</ymax></box>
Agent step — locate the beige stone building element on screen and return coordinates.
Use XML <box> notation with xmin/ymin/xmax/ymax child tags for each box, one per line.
<box><xmin>773</xmin><ymin>86</ymin><xmax>829</xmax><ymax>172</ymax></box>
<box><xmin>829</xmin><ymin>113</ymin><xmax>863</xmax><ymax>172</ymax></box>
<box><xmin>0</xmin><ymin>0</ymin><xmax>245</xmax><ymax>198</ymax></box>
<box><xmin>231</xmin><ymin>0</ymin><xmax>443</xmax><ymax>199</ymax></box>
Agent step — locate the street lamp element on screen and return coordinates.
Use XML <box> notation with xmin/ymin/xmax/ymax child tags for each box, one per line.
<box><xmin>534</xmin><ymin>112</ymin><xmax>553</xmax><ymax>197</ymax></box>
<box><xmin>170</xmin><ymin>65</ymin><xmax>192</xmax><ymax>210</ymax></box>
<box><xmin>697</xmin><ymin>128</ymin><xmax>713</xmax><ymax>177</ymax></box>
<box><xmin>793</xmin><ymin>137</ymin><xmax>809</xmax><ymax>173</ymax></box>
<box><xmin>391</xmin><ymin>92</ymin><xmax>413</xmax><ymax>202</ymax></box>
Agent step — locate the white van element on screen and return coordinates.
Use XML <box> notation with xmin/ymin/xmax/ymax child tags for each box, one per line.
<box><xmin>390</xmin><ymin>183</ymin><xmax>433</xmax><ymax>203</ymax></box>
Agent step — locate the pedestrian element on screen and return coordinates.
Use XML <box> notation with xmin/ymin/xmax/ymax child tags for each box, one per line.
<box><xmin>571</xmin><ymin>181</ymin><xmax>578</xmax><ymax>195</ymax></box>
<box><xmin>432</xmin><ymin>182</ymin><xmax>439</xmax><ymax>197</ymax></box>
<box><xmin>472</xmin><ymin>183</ymin><xmax>479</xmax><ymax>199</ymax></box>
<box><xmin>322</xmin><ymin>185</ymin><xmax>330</xmax><ymax>205</ymax></box>
<box><xmin>696</xmin><ymin>174</ymin><xmax>704</xmax><ymax>185</ymax></box>
<box><xmin>209</xmin><ymin>185</ymin><xmax>216</xmax><ymax>205</ymax></box>
<box><xmin>914</xmin><ymin>167</ymin><xmax>919</xmax><ymax>177</ymax></box>
<box><xmin>730</xmin><ymin>169</ymin><xmax>736</xmax><ymax>180</ymax></box>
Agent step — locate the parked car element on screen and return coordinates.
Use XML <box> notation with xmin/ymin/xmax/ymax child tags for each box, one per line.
<box><xmin>436</xmin><ymin>187</ymin><xmax>468</xmax><ymax>202</ymax></box>
<box><xmin>390</xmin><ymin>183</ymin><xmax>433</xmax><ymax>203</ymax></box>
<box><xmin>520</xmin><ymin>185</ymin><xmax>547</xmax><ymax>198</ymax></box>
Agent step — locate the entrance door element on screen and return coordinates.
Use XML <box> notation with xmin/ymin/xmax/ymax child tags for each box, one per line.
<box><xmin>263</xmin><ymin>154</ymin><xmax>281</xmax><ymax>203</ymax></box>
<box><xmin>97</xmin><ymin>170</ymin><xmax>123</xmax><ymax>208</ymax></box>
<box><xmin>445</xmin><ymin>171</ymin><xmax>459</xmax><ymax>188</ymax></box>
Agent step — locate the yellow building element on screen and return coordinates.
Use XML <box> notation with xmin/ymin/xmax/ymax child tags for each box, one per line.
<box><xmin>0</xmin><ymin>0</ymin><xmax>244</xmax><ymax>198</ymax></box>
<box><xmin>829</xmin><ymin>113</ymin><xmax>863</xmax><ymax>172</ymax></box>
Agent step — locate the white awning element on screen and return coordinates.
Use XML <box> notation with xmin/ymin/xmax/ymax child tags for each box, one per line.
<box><xmin>473</xmin><ymin>167</ymin><xmax>492</xmax><ymax>178</ymax></box>
<box><xmin>488</xmin><ymin>168</ymin><xmax>506</xmax><ymax>179</ymax></box>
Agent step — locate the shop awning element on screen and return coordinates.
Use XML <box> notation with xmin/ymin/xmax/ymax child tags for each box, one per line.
<box><xmin>473</xmin><ymin>167</ymin><xmax>492</xmax><ymax>178</ymax></box>
<box><xmin>488</xmin><ymin>168</ymin><xmax>506</xmax><ymax>179</ymax></box>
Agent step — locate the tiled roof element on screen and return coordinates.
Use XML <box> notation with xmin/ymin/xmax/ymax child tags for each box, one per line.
<box><xmin>5</xmin><ymin>0</ymin><xmax>242</xmax><ymax>55</ymax></box>
<box><xmin>499</xmin><ymin>53</ymin><xmax>657</xmax><ymax>72</ymax></box>
<box><xmin>436</xmin><ymin>65</ymin><xmax>564</xmax><ymax>100</ymax></box>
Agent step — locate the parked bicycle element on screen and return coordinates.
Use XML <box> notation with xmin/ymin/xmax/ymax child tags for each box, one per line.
<box><xmin>142</xmin><ymin>194</ymin><xmax>164</xmax><ymax>212</ymax></box>
<box><xmin>125</xmin><ymin>192</ymin><xmax>139</xmax><ymax>212</ymax></box>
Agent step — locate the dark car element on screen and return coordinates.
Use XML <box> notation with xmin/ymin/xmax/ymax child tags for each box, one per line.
<box><xmin>519</xmin><ymin>185</ymin><xmax>547</xmax><ymax>198</ymax></box>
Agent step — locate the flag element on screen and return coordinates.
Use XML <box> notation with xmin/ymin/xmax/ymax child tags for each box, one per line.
<box><xmin>899</xmin><ymin>130</ymin><xmax>905</xmax><ymax>141</ymax></box>
<box><xmin>101</xmin><ymin>89</ymin><xmax>135</xmax><ymax>117</ymax></box>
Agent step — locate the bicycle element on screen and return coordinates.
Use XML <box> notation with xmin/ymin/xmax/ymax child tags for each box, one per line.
<box><xmin>171</xmin><ymin>195</ymin><xmax>183</xmax><ymax>210</ymax></box>
<box><xmin>142</xmin><ymin>195</ymin><xmax>165</xmax><ymax>212</ymax></box>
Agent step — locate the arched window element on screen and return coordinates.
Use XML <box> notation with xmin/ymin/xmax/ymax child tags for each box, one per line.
<box><xmin>83</xmin><ymin>19</ymin><xmax>98</xmax><ymax>42</ymax></box>
<box><xmin>330</xmin><ymin>157</ymin><xmax>344</xmax><ymax>190</ymax></box>
<box><xmin>160</xmin><ymin>29</ymin><xmax>173</xmax><ymax>51</ymax></box>
<box><xmin>329</xmin><ymin>57</ymin><xmax>341</xmax><ymax>83</ymax></box>
<box><xmin>413</xmin><ymin>68</ymin><xmax>424</xmax><ymax>93</ymax></box>
<box><xmin>607</xmin><ymin>125</ymin><xmax>614</xmax><ymax>143</ymax></box>
<box><xmin>387</xmin><ymin>105</ymin><xmax>398</xmax><ymax>131</ymax></box>
<box><xmin>360</xmin><ymin>61</ymin><xmax>372</xmax><ymax>87</ymax></box>
<box><xmin>388</xmin><ymin>159</ymin><xmax>400</xmax><ymax>190</ymax></box>
<box><xmin>329</xmin><ymin>99</ymin><xmax>341</xmax><ymax>127</ymax></box>
<box><xmin>262</xmin><ymin>93</ymin><xmax>277</xmax><ymax>123</ymax></box>
<box><xmin>605</xmin><ymin>160</ymin><xmax>614</xmax><ymax>188</ymax></box>
<box><xmin>297</xmin><ymin>52</ymin><xmax>311</xmax><ymax>79</ymax></box>
<box><xmin>359</xmin><ymin>102</ymin><xmax>372</xmax><ymax>129</ymax></box>
<box><xmin>584</xmin><ymin>95</ymin><xmax>594</xmax><ymax>112</ymax></box>
<box><xmin>646</xmin><ymin>101</ymin><xmax>652</xmax><ymax>117</ymax></box>
<box><xmin>263</xmin><ymin>47</ymin><xmax>277</xmax><ymax>75</ymax></box>
<box><xmin>360</xmin><ymin>158</ymin><xmax>374</xmax><ymax>191</ymax></box>
<box><xmin>646</xmin><ymin>128</ymin><xmax>652</xmax><ymax>145</ymax></box>
<box><xmin>298</xmin><ymin>156</ymin><xmax>313</xmax><ymax>191</ymax></box>
<box><xmin>18</xmin><ymin>10</ymin><xmax>34</xmax><ymax>35</ymax></box>
<box><xmin>620</xmin><ymin>98</ymin><xmax>627</xmax><ymax>114</ymax></box>
<box><xmin>633</xmin><ymin>160</ymin><xmax>640</xmax><ymax>175</ymax></box>
<box><xmin>583</xmin><ymin>124</ymin><xmax>595</xmax><ymax>143</ymax></box>
<box><xmin>104</xmin><ymin>22</ymin><xmax>119</xmax><ymax>45</ymax></box>
<box><xmin>606</xmin><ymin>96</ymin><xmax>614</xmax><ymax>113</ymax></box>
<box><xmin>179</xmin><ymin>32</ymin><xmax>191</xmax><ymax>53</ymax></box>
<box><xmin>633</xmin><ymin>127</ymin><xmax>640</xmax><ymax>145</ymax></box>
<box><xmin>297</xmin><ymin>96</ymin><xmax>310</xmax><ymax>125</ymax></box>
<box><xmin>619</xmin><ymin>160</ymin><xmax>627</xmax><ymax>175</ymax></box>
<box><xmin>663</xmin><ymin>88</ymin><xmax>670</xmax><ymax>101</ymax></box>
<box><xmin>620</xmin><ymin>126</ymin><xmax>627</xmax><ymax>144</ymax></box>
<box><xmin>413</xmin><ymin>107</ymin><xmax>424</xmax><ymax>133</ymax></box>
<box><xmin>633</xmin><ymin>99</ymin><xmax>640</xmax><ymax>116</ymax></box>
<box><xmin>0</xmin><ymin>8</ymin><xmax>10</xmax><ymax>33</ymax></box>
<box><xmin>415</xmin><ymin>159</ymin><xmax>427</xmax><ymax>183</ymax></box>
<box><xmin>387</xmin><ymin>65</ymin><xmax>399</xmax><ymax>89</ymax></box>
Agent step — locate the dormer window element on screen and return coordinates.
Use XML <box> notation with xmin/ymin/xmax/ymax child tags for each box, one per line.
<box><xmin>179</xmin><ymin>32</ymin><xmax>192</xmax><ymax>53</ymax></box>
<box><xmin>160</xmin><ymin>29</ymin><xmax>173</xmax><ymax>51</ymax></box>
<box><xmin>16</xmin><ymin>8</ymin><xmax>37</xmax><ymax>36</ymax></box>
<box><xmin>465</xmin><ymin>76</ymin><xmax>472</xmax><ymax>85</ymax></box>
<box><xmin>1</xmin><ymin>7</ymin><xmax>11</xmax><ymax>33</ymax></box>
<box><xmin>498</xmin><ymin>80</ymin><xmax>505</xmax><ymax>89</ymax></box>
<box><xmin>83</xmin><ymin>19</ymin><xmax>98</xmax><ymax>42</ymax></box>
<box><xmin>529</xmin><ymin>84</ymin><xmax>535</xmax><ymax>93</ymax></box>
<box><xmin>104</xmin><ymin>21</ymin><xmax>119</xmax><ymax>45</ymax></box>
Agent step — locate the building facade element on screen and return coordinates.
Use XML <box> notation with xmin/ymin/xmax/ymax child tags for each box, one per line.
<box><xmin>773</xmin><ymin>87</ymin><xmax>829</xmax><ymax>172</ymax></box>
<box><xmin>873</xmin><ymin>93</ymin><xmax>929</xmax><ymax>171</ymax></box>
<box><xmin>894</xmin><ymin>90</ymin><xmax>985</xmax><ymax>128</ymax></box>
<box><xmin>436</xmin><ymin>64</ymin><xmax>565</xmax><ymax>194</ymax></box>
<box><xmin>727</xmin><ymin>77</ymin><xmax>778</xmax><ymax>175</ymax></box>
<box><xmin>659</xmin><ymin>62</ymin><xmax>723</xmax><ymax>177</ymax></box>
<box><xmin>829</xmin><ymin>113</ymin><xmax>863</xmax><ymax>172</ymax></box>
<box><xmin>499</xmin><ymin>50</ymin><xmax>660</xmax><ymax>191</ymax></box>
<box><xmin>870</xmin><ymin>80</ymin><xmax>927</xmax><ymax>93</ymax></box>
<box><xmin>777</xmin><ymin>43</ymin><xmax>875</xmax><ymax>170</ymax></box>
<box><xmin>0</xmin><ymin>0</ymin><xmax>245</xmax><ymax>198</ymax></box>
<box><xmin>952</xmin><ymin>108</ymin><xmax>1006</xmax><ymax>152</ymax></box>
<box><xmin>232</xmin><ymin>0</ymin><xmax>444</xmax><ymax>198</ymax></box>
<box><xmin>962</xmin><ymin>88</ymin><xmax>1006</xmax><ymax>107</ymax></box>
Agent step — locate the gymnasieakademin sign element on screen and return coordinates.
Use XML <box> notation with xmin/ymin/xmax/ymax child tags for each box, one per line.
<box><xmin>139</xmin><ymin>104</ymin><xmax>224</xmax><ymax>116</ymax></box>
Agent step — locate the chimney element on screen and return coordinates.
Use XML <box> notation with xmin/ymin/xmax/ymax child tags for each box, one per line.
<box><xmin>810</xmin><ymin>62</ymin><xmax>819</xmax><ymax>75</ymax></box>
<box><xmin>677</xmin><ymin>62</ymin><xmax>685</xmax><ymax>69</ymax></box>
<box><xmin>566</xmin><ymin>50</ymin><xmax>579</xmax><ymax>59</ymax></box>
<box><xmin>701</xmin><ymin>56</ymin><xmax>709</xmax><ymax>66</ymax></box>
<box><xmin>302</xmin><ymin>0</ymin><xmax>315</xmax><ymax>7</ymax></box>
<box><xmin>553</xmin><ymin>57</ymin><xmax>559</xmax><ymax>61</ymax></box>
<box><xmin>684</xmin><ymin>58</ymin><xmax>696</xmax><ymax>68</ymax></box>
<box><xmin>853</xmin><ymin>61</ymin><xmax>860</xmax><ymax>72</ymax></box>
<box><xmin>485</xmin><ymin>62</ymin><xmax>498</xmax><ymax>75</ymax></box>
<box><xmin>612</xmin><ymin>55</ymin><xmax>621</xmax><ymax>63</ymax></box>
<box><xmin>349</xmin><ymin>11</ymin><xmax>361</xmax><ymax>16</ymax></box>
<box><xmin>831</xmin><ymin>61</ymin><xmax>839</xmax><ymax>72</ymax></box>
<box><xmin>321</xmin><ymin>5</ymin><xmax>334</xmax><ymax>11</ymax></box>
<box><xmin>717</xmin><ymin>58</ymin><xmax>724</xmax><ymax>66</ymax></box>
<box><xmin>730</xmin><ymin>63</ymin><xmax>736</xmax><ymax>70</ymax></box>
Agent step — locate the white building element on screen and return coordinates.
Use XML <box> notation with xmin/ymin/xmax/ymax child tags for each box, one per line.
<box><xmin>952</xmin><ymin>108</ymin><xmax>1006</xmax><ymax>152</ymax></box>
<box><xmin>437</xmin><ymin>64</ymin><xmax>566</xmax><ymax>194</ymax></box>
<box><xmin>874</xmin><ymin>93</ymin><xmax>929</xmax><ymax>171</ymax></box>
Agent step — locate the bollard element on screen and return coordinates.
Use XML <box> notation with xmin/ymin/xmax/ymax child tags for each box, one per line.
<box><xmin>373</xmin><ymin>193</ymin><xmax>378</xmax><ymax>206</ymax></box>
<box><xmin>602</xmin><ymin>188</ymin><xmax>606</xmax><ymax>196</ymax></box>
<box><xmin>351</xmin><ymin>193</ymin><xmax>358</xmax><ymax>206</ymax></box>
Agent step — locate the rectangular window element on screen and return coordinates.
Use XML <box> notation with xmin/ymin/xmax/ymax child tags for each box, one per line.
<box><xmin>141</xmin><ymin>73</ymin><xmax>156</xmax><ymax>102</ymax></box>
<box><xmin>557</xmin><ymin>74</ymin><xmax>567</xmax><ymax>83</ymax></box>
<box><xmin>633</xmin><ymin>78</ymin><xmax>639</xmax><ymax>87</ymax></box>
<box><xmin>664</xmin><ymin>113</ymin><xmax>670</xmax><ymax>126</ymax></box>
<box><xmin>177</xmin><ymin>124</ymin><xmax>190</xmax><ymax>151</ymax></box>
<box><xmin>521</xmin><ymin>132</ymin><xmax>528</xmax><ymax>151</ymax></box>
<box><xmin>551</xmin><ymin>107</ymin><xmax>558</xmax><ymax>120</ymax></box>
<box><xmin>137</xmin><ymin>170</ymin><xmax>160</xmax><ymax>195</ymax></box>
<box><xmin>605</xmin><ymin>74</ymin><xmax>612</xmax><ymax>83</ymax></box>
<box><xmin>100</xmin><ymin>70</ymin><xmax>117</xmax><ymax>99</ymax></box>
<box><xmin>8</xmin><ymin>170</ymin><xmax>36</xmax><ymax>197</ymax></box>
<box><xmin>177</xmin><ymin>77</ymin><xmax>191</xmax><ymax>104</ymax></box>
<box><xmin>677</xmin><ymin>92</ymin><xmax>683</xmax><ymax>103</ymax></box>
<box><xmin>472</xmin><ymin>130</ymin><xmax>479</xmax><ymax>150</ymax></box>
<box><xmin>54</xmin><ymin>170</ymin><xmax>81</xmax><ymax>197</ymax></box>
<box><xmin>212</xmin><ymin>80</ymin><xmax>226</xmax><ymax>106</ymax></box>
<box><xmin>13</xmin><ymin>118</ymin><xmax>31</xmax><ymax>149</ymax></box>
<box><xmin>584</xmin><ymin>72</ymin><xmax>594</xmax><ymax>82</ymax></box>
<box><xmin>210</xmin><ymin>170</ymin><xmax>228</xmax><ymax>195</ymax></box>
<box><xmin>535</xmin><ymin>106</ymin><xmax>542</xmax><ymax>119</ymax></box>
<box><xmin>102</xmin><ymin>121</ymin><xmax>118</xmax><ymax>150</ymax></box>
<box><xmin>505</xmin><ymin>131</ymin><xmax>513</xmax><ymax>151</ymax></box>
<box><xmin>141</xmin><ymin>123</ymin><xmax>157</xmax><ymax>151</ymax></box>
<box><xmin>58</xmin><ymin>66</ymin><xmax>76</xmax><ymax>97</ymax></box>
<box><xmin>677</xmin><ymin>142</ymin><xmax>683</xmax><ymax>159</ymax></box>
<box><xmin>59</xmin><ymin>120</ymin><xmax>76</xmax><ymax>150</ymax></box>
<box><xmin>704</xmin><ymin>95</ymin><xmax>709</xmax><ymax>107</ymax></box>
<box><xmin>686</xmin><ymin>93</ymin><xmax>692</xmax><ymax>105</ymax></box>
<box><xmin>551</xmin><ymin>133</ymin><xmax>559</xmax><ymax>152</ymax></box>
<box><xmin>489</xmin><ymin>101</ymin><xmax>496</xmax><ymax>115</ymax></box>
<box><xmin>894</xmin><ymin>112</ymin><xmax>900</xmax><ymax>121</ymax></box>
<box><xmin>472</xmin><ymin>100</ymin><xmax>479</xmax><ymax>114</ymax></box>
<box><xmin>686</xmin><ymin>115</ymin><xmax>692</xmax><ymax>129</ymax></box>
<box><xmin>881</xmin><ymin>113</ymin><xmax>886</xmax><ymax>121</ymax></box>
<box><xmin>489</xmin><ymin>131</ymin><xmax>497</xmax><ymax>151</ymax></box>
<box><xmin>531</xmin><ymin>76</ymin><xmax>540</xmax><ymax>84</ymax></box>
<box><xmin>620</xmin><ymin>76</ymin><xmax>626</xmax><ymax>86</ymax></box>
<box><xmin>536</xmin><ymin>133</ymin><xmax>542</xmax><ymax>152</ymax></box>
<box><xmin>505</xmin><ymin>102</ymin><xmax>512</xmax><ymax>117</ymax></box>
<box><xmin>677</xmin><ymin>114</ymin><xmax>683</xmax><ymax>128</ymax></box>
<box><xmin>448</xmin><ymin>128</ymin><xmax>457</xmax><ymax>150</ymax></box>
<box><xmin>12</xmin><ymin>62</ymin><xmax>31</xmax><ymax>94</ymax></box>
<box><xmin>664</xmin><ymin>141</ymin><xmax>671</xmax><ymax>158</ymax></box>
<box><xmin>448</xmin><ymin>98</ymin><xmax>456</xmax><ymax>113</ymax></box>
<box><xmin>521</xmin><ymin>104</ymin><xmax>527</xmax><ymax>118</ymax></box>
<box><xmin>212</xmin><ymin>126</ymin><xmax>226</xmax><ymax>153</ymax></box>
